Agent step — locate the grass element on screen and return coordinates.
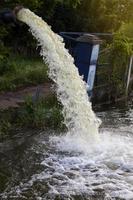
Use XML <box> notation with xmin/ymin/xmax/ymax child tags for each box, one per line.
<box><xmin>0</xmin><ymin>95</ymin><xmax>65</xmax><ymax>141</ymax></box>
<box><xmin>17</xmin><ymin>95</ymin><xmax>64</xmax><ymax>130</ymax></box>
<box><xmin>0</xmin><ymin>55</ymin><xmax>49</xmax><ymax>91</ymax></box>
<box><xmin>0</xmin><ymin>54</ymin><xmax>65</xmax><ymax>140</ymax></box>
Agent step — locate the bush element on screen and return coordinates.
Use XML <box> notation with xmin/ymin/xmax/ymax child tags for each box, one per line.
<box><xmin>108</xmin><ymin>33</ymin><xmax>133</xmax><ymax>97</ymax></box>
<box><xmin>0</xmin><ymin>110</ymin><xmax>13</xmax><ymax>140</ymax></box>
<box><xmin>0</xmin><ymin>120</ymin><xmax>11</xmax><ymax>139</ymax></box>
<box><xmin>17</xmin><ymin>95</ymin><xmax>64</xmax><ymax>130</ymax></box>
<box><xmin>0</xmin><ymin>56</ymin><xmax>49</xmax><ymax>91</ymax></box>
<box><xmin>119</xmin><ymin>22</ymin><xmax>133</xmax><ymax>40</ymax></box>
<box><xmin>0</xmin><ymin>95</ymin><xmax>65</xmax><ymax>141</ymax></box>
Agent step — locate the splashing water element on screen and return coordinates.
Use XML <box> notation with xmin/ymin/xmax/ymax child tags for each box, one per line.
<box><xmin>17</xmin><ymin>9</ymin><xmax>100</xmax><ymax>141</ymax></box>
<box><xmin>1</xmin><ymin>9</ymin><xmax>133</xmax><ymax>200</ymax></box>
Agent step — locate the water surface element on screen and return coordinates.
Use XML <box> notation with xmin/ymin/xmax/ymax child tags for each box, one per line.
<box><xmin>0</xmin><ymin>102</ymin><xmax>133</xmax><ymax>200</ymax></box>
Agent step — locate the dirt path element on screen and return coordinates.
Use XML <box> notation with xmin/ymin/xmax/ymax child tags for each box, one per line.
<box><xmin>0</xmin><ymin>83</ymin><xmax>53</xmax><ymax>110</ymax></box>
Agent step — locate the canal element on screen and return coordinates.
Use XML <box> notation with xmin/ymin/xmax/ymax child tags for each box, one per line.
<box><xmin>0</xmin><ymin>101</ymin><xmax>133</xmax><ymax>200</ymax></box>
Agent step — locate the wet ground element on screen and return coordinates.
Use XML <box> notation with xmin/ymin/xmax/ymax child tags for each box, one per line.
<box><xmin>0</xmin><ymin>101</ymin><xmax>133</xmax><ymax>200</ymax></box>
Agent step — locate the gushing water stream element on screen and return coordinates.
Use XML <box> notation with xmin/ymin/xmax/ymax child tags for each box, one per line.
<box><xmin>17</xmin><ymin>8</ymin><xmax>100</xmax><ymax>141</ymax></box>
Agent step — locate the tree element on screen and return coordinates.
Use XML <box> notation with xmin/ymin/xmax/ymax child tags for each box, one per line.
<box><xmin>0</xmin><ymin>0</ymin><xmax>133</xmax><ymax>57</ymax></box>
<box><xmin>75</xmin><ymin>0</ymin><xmax>133</xmax><ymax>32</ymax></box>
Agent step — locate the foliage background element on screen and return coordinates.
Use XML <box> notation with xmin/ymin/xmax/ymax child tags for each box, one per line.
<box><xmin>0</xmin><ymin>0</ymin><xmax>133</xmax><ymax>98</ymax></box>
<box><xmin>0</xmin><ymin>0</ymin><xmax>133</xmax><ymax>55</ymax></box>
<box><xmin>0</xmin><ymin>0</ymin><xmax>133</xmax><ymax>137</ymax></box>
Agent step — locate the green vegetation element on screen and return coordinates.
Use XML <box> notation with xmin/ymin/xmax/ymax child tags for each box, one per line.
<box><xmin>0</xmin><ymin>95</ymin><xmax>64</xmax><ymax>141</ymax></box>
<box><xmin>97</xmin><ymin>31</ymin><xmax>133</xmax><ymax>101</ymax></box>
<box><xmin>0</xmin><ymin>56</ymin><xmax>48</xmax><ymax>91</ymax></box>
<box><xmin>0</xmin><ymin>0</ymin><xmax>133</xmax><ymax>54</ymax></box>
<box><xmin>76</xmin><ymin>0</ymin><xmax>133</xmax><ymax>32</ymax></box>
<box><xmin>0</xmin><ymin>0</ymin><xmax>133</xmax><ymax>139</ymax></box>
<box><xmin>108</xmin><ymin>33</ymin><xmax>133</xmax><ymax>96</ymax></box>
<box><xmin>119</xmin><ymin>22</ymin><xmax>133</xmax><ymax>40</ymax></box>
<box><xmin>18</xmin><ymin>95</ymin><xmax>64</xmax><ymax>129</ymax></box>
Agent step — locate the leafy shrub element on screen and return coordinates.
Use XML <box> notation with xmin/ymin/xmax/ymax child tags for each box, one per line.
<box><xmin>0</xmin><ymin>57</ymin><xmax>17</xmax><ymax>75</ymax></box>
<box><xmin>0</xmin><ymin>120</ymin><xmax>11</xmax><ymax>136</ymax></box>
<box><xmin>108</xmin><ymin>33</ymin><xmax>133</xmax><ymax>97</ymax></box>
<box><xmin>0</xmin><ymin>56</ymin><xmax>48</xmax><ymax>91</ymax></box>
<box><xmin>0</xmin><ymin>111</ymin><xmax>12</xmax><ymax>140</ymax></box>
<box><xmin>0</xmin><ymin>95</ymin><xmax>64</xmax><ymax>140</ymax></box>
<box><xmin>17</xmin><ymin>95</ymin><xmax>64</xmax><ymax>130</ymax></box>
<box><xmin>119</xmin><ymin>22</ymin><xmax>133</xmax><ymax>40</ymax></box>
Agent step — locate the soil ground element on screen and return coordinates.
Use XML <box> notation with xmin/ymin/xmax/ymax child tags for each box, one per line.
<box><xmin>0</xmin><ymin>83</ymin><xmax>52</xmax><ymax>110</ymax></box>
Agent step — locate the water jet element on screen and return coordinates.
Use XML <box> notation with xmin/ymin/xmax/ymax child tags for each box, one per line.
<box><xmin>14</xmin><ymin>7</ymin><xmax>101</xmax><ymax>140</ymax></box>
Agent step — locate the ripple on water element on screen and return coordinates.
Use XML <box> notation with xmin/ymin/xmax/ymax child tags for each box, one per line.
<box><xmin>1</xmin><ymin>129</ymin><xmax>133</xmax><ymax>200</ymax></box>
